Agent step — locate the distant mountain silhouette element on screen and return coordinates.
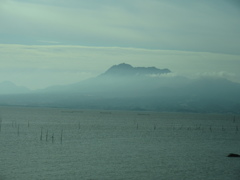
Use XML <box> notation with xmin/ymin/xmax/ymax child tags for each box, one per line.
<box><xmin>0</xmin><ymin>64</ymin><xmax>240</xmax><ymax>113</ymax></box>
<box><xmin>101</xmin><ymin>63</ymin><xmax>171</xmax><ymax>77</ymax></box>
<box><xmin>39</xmin><ymin>63</ymin><xmax>173</xmax><ymax>93</ymax></box>
<box><xmin>0</xmin><ymin>81</ymin><xmax>30</xmax><ymax>94</ymax></box>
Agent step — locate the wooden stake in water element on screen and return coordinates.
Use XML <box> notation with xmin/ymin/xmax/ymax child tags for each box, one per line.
<box><xmin>60</xmin><ymin>129</ymin><xmax>63</xmax><ymax>144</ymax></box>
<box><xmin>154</xmin><ymin>124</ymin><xmax>156</xmax><ymax>130</ymax></box>
<box><xmin>46</xmin><ymin>129</ymin><xmax>48</xmax><ymax>141</ymax></box>
<box><xmin>17</xmin><ymin>124</ymin><xmax>20</xmax><ymax>136</ymax></box>
<box><xmin>52</xmin><ymin>133</ymin><xmax>54</xmax><ymax>143</ymax></box>
<box><xmin>0</xmin><ymin>117</ymin><xmax>2</xmax><ymax>132</ymax></box>
<box><xmin>40</xmin><ymin>127</ymin><xmax>43</xmax><ymax>141</ymax></box>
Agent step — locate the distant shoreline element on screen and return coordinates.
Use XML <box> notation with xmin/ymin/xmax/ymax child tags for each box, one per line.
<box><xmin>0</xmin><ymin>105</ymin><xmax>239</xmax><ymax>116</ymax></box>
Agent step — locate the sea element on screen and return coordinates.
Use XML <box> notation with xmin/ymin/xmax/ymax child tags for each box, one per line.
<box><xmin>0</xmin><ymin>106</ymin><xmax>239</xmax><ymax>180</ymax></box>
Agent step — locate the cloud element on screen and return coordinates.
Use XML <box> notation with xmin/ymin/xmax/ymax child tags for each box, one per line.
<box><xmin>1</xmin><ymin>0</ymin><xmax>147</xmax><ymax>45</ymax></box>
<box><xmin>37</xmin><ymin>40</ymin><xmax>60</xmax><ymax>44</ymax></box>
<box><xmin>0</xmin><ymin>0</ymin><xmax>240</xmax><ymax>54</ymax></box>
<box><xmin>195</xmin><ymin>71</ymin><xmax>236</xmax><ymax>80</ymax></box>
<box><xmin>0</xmin><ymin>44</ymin><xmax>240</xmax><ymax>89</ymax></box>
<box><xmin>147</xmin><ymin>72</ymin><xmax>179</xmax><ymax>78</ymax></box>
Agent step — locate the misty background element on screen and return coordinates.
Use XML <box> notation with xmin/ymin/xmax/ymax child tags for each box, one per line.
<box><xmin>0</xmin><ymin>63</ymin><xmax>239</xmax><ymax>113</ymax></box>
<box><xmin>0</xmin><ymin>0</ymin><xmax>240</xmax><ymax>113</ymax></box>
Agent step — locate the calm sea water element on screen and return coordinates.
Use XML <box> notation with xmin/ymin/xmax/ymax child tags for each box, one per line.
<box><xmin>0</xmin><ymin>106</ymin><xmax>239</xmax><ymax>180</ymax></box>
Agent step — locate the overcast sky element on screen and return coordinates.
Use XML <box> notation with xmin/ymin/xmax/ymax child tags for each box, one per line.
<box><xmin>0</xmin><ymin>0</ymin><xmax>240</xmax><ymax>89</ymax></box>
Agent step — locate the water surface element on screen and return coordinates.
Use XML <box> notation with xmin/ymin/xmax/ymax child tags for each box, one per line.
<box><xmin>0</xmin><ymin>107</ymin><xmax>239</xmax><ymax>180</ymax></box>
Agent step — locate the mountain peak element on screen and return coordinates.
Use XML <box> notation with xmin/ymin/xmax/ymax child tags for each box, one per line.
<box><xmin>101</xmin><ymin>63</ymin><xmax>171</xmax><ymax>77</ymax></box>
<box><xmin>113</xmin><ymin>63</ymin><xmax>133</xmax><ymax>69</ymax></box>
<box><xmin>0</xmin><ymin>81</ymin><xmax>30</xmax><ymax>94</ymax></box>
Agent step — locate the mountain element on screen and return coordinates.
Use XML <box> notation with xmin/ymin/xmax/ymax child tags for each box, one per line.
<box><xmin>101</xmin><ymin>63</ymin><xmax>171</xmax><ymax>77</ymax></box>
<box><xmin>39</xmin><ymin>63</ymin><xmax>173</xmax><ymax>94</ymax></box>
<box><xmin>0</xmin><ymin>64</ymin><xmax>239</xmax><ymax>113</ymax></box>
<box><xmin>0</xmin><ymin>81</ymin><xmax>30</xmax><ymax>94</ymax></box>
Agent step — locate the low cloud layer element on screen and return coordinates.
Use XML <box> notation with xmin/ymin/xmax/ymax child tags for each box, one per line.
<box><xmin>1</xmin><ymin>0</ymin><xmax>240</xmax><ymax>54</ymax></box>
<box><xmin>0</xmin><ymin>44</ymin><xmax>239</xmax><ymax>89</ymax></box>
<box><xmin>1</xmin><ymin>0</ymin><xmax>240</xmax><ymax>89</ymax></box>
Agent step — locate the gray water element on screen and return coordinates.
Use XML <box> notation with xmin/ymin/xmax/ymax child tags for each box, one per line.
<box><xmin>0</xmin><ymin>106</ymin><xmax>239</xmax><ymax>180</ymax></box>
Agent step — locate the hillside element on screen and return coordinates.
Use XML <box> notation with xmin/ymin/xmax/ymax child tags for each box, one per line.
<box><xmin>0</xmin><ymin>63</ymin><xmax>239</xmax><ymax>113</ymax></box>
<box><xmin>0</xmin><ymin>81</ymin><xmax>30</xmax><ymax>94</ymax></box>
<box><xmin>101</xmin><ymin>63</ymin><xmax>171</xmax><ymax>77</ymax></box>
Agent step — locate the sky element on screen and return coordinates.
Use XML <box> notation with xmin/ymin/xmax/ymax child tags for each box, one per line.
<box><xmin>0</xmin><ymin>0</ymin><xmax>240</xmax><ymax>89</ymax></box>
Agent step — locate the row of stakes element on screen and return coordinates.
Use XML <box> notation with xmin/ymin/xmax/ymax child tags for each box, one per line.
<box><xmin>0</xmin><ymin>119</ymin><xmax>239</xmax><ymax>143</ymax></box>
<box><xmin>0</xmin><ymin>120</ymin><xmax>64</xmax><ymax>144</ymax></box>
<box><xmin>40</xmin><ymin>128</ymin><xmax>63</xmax><ymax>144</ymax></box>
<box><xmin>136</xmin><ymin>123</ymin><xmax>239</xmax><ymax>132</ymax></box>
<box><xmin>4</xmin><ymin>120</ymin><xmax>240</xmax><ymax>132</ymax></box>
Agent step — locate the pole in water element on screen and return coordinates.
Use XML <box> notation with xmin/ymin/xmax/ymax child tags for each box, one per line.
<box><xmin>52</xmin><ymin>133</ymin><xmax>54</xmax><ymax>143</ymax></box>
<box><xmin>40</xmin><ymin>127</ymin><xmax>43</xmax><ymax>141</ymax></box>
<box><xmin>17</xmin><ymin>124</ymin><xmax>20</xmax><ymax>135</ymax></box>
<box><xmin>60</xmin><ymin>129</ymin><xmax>63</xmax><ymax>144</ymax></box>
<box><xmin>0</xmin><ymin>118</ymin><xmax>2</xmax><ymax>132</ymax></box>
<box><xmin>46</xmin><ymin>129</ymin><xmax>48</xmax><ymax>141</ymax></box>
<box><xmin>154</xmin><ymin>124</ymin><xmax>156</xmax><ymax>130</ymax></box>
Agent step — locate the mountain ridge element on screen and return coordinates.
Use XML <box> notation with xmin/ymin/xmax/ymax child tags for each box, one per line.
<box><xmin>101</xmin><ymin>63</ymin><xmax>171</xmax><ymax>77</ymax></box>
<box><xmin>38</xmin><ymin>63</ymin><xmax>172</xmax><ymax>93</ymax></box>
<box><xmin>0</xmin><ymin>64</ymin><xmax>239</xmax><ymax>113</ymax></box>
<box><xmin>0</xmin><ymin>81</ymin><xmax>30</xmax><ymax>94</ymax></box>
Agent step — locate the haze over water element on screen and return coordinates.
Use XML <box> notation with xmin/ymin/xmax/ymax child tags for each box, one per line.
<box><xmin>1</xmin><ymin>1</ymin><xmax>240</xmax><ymax>179</ymax></box>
